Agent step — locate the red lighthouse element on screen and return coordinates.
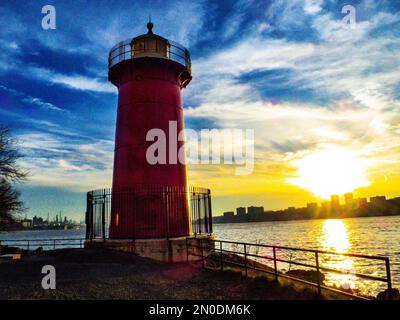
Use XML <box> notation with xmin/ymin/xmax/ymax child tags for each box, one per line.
<box><xmin>108</xmin><ymin>22</ymin><xmax>192</xmax><ymax>239</ymax></box>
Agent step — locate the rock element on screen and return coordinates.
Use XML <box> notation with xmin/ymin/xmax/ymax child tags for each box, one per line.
<box><xmin>377</xmin><ymin>288</ymin><xmax>400</xmax><ymax>300</ymax></box>
<box><xmin>286</xmin><ymin>269</ymin><xmax>325</xmax><ymax>283</ymax></box>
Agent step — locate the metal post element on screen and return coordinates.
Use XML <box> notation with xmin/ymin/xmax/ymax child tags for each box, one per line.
<box><xmin>200</xmin><ymin>239</ymin><xmax>204</xmax><ymax>268</ymax></box>
<box><xmin>186</xmin><ymin>237</ymin><xmax>189</xmax><ymax>262</ymax></box>
<box><xmin>88</xmin><ymin>194</ymin><xmax>94</xmax><ymax>241</ymax></box>
<box><xmin>102</xmin><ymin>191</ymin><xmax>106</xmax><ymax>241</ymax></box>
<box><xmin>86</xmin><ymin>193</ymin><xmax>93</xmax><ymax>240</ymax></box>
<box><xmin>198</xmin><ymin>197</ymin><xmax>202</xmax><ymax>234</ymax></box>
<box><xmin>165</xmin><ymin>189</ymin><xmax>170</xmax><ymax>240</ymax></box>
<box><xmin>315</xmin><ymin>251</ymin><xmax>321</xmax><ymax>296</ymax></box>
<box><xmin>273</xmin><ymin>246</ymin><xmax>278</xmax><ymax>280</ymax></box>
<box><xmin>220</xmin><ymin>241</ymin><xmax>223</xmax><ymax>271</ymax></box>
<box><xmin>207</xmin><ymin>189</ymin><xmax>213</xmax><ymax>234</ymax></box>
<box><xmin>244</xmin><ymin>244</ymin><xmax>248</xmax><ymax>277</ymax></box>
<box><xmin>53</xmin><ymin>239</ymin><xmax>56</xmax><ymax>250</ymax></box>
<box><xmin>385</xmin><ymin>258</ymin><xmax>392</xmax><ymax>290</ymax></box>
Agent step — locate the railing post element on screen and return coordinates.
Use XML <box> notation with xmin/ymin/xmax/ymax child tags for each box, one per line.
<box><xmin>80</xmin><ymin>239</ymin><xmax>83</xmax><ymax>248</ymax></box>
<box><xmin>90</xmin><ymin>194</ymin><xmax>94</xmax><ymax>241</ymax></box>
<box><xmin>200</xmin><ymin>239</ymin><xmax>204</xmax><ymax>268</ymax></box>
<box><xmin>244</xmin><ymin>244</ymin><xmax>248</xmax><ymax>277</ymax></box>
<box><xmin>198</xmin><ymin>197</ymin><xmax>202</xmax><ymax>234</ymax></box>
<box><xmin>53</xmin><ymin>239</ymin><xmax>56</xmax><ymax>250</ymax></box>
<box><xmin>220</xmin><ymin>241</ymin><xmax>223</xmax><ymax>271</ymax></box>
<box><xmin>186</xmin><ymin>237</ymin><xmax>189</xmax><ymax>262</ymax></box>
<box><xmin>315</xmin><ymin>251</ymin><xmax>321</xmax><ymax>296</ymax></box>
<box><xmin>86</xmin><ymin>193</ymin><xmax>93</xmax><ymax>240</ymax></box>
<box><xmin>165</xmin><ymin>189</ymin><xmax>170</xmax><ymax>240</ymax></box>
<box><xmin>273</xmin><ymin>246</ymin><xmax>278</xmax><ymax>281</ymax></box>
<box><xmin>385</xmin><ymin>258</ymin><xmax>392</xmax><ymax>290</ymax></box>
<box><xmin>102</xmin><ymin>190</ymin><xmax>106</xmax><ymax>241</ymax></box>
<box><xmin>207</xmin><ymin>189</ymin><xmax>213</xmax><ymax>234</ymax></box>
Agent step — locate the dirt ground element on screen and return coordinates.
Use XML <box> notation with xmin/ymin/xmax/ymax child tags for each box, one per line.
<box><xmin>0</xmin><ymin>248</ymin><xmax>320</xmax><ymax>300</ymax></box>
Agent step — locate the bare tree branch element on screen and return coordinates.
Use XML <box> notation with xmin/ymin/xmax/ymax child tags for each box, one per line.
<box><xmin>0</xmin><ymin>126</ymin><xmax>28</xmax><ymax>222</ymax></box>
<box><xmin>0</xmin><ymin>126</ymin><xmax>28</xmax><ymax>183</ymax></box>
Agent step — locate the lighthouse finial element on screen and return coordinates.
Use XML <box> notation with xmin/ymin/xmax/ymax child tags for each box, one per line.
<box><xmin>147</xmin><ymin>17</ymin><xmax>154</xmax><ymax>34</ymax></box>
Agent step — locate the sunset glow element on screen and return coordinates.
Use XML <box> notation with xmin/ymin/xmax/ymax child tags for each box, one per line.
<box><xmin>288</xmin><ymin>146</ymin><xmax>371</xmax><ymax>199</ymax></box>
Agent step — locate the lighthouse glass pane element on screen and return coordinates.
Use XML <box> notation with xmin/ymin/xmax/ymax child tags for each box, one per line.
<box><xmin>146</xmin><ymin>38</ymin><xmax>157</xmax><ymax>53</ymax></box>
<box><xmin>157</xmin><ymin>39</ymin><xmax>168</xmax><ymax>58</ymax></box>
<box><xmin>132</xmin><ymin>39</ymin><xmax>145</xmax><ymax>56</ymax></box>
<box><xmin>118</xmin><ymin>45</ymin><xmax>124</xmax><ymax>63</ymax></box>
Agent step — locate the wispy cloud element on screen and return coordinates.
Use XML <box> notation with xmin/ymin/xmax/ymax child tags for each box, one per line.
<box><xmin>51</xmin><ymin>74</ymin><xmax>116</xmax><ymax>93</ymax></box>
<box><xmin>0</xmin><ymin>84</ymin><xmax>68</xmax><ymax>113</ymax></box>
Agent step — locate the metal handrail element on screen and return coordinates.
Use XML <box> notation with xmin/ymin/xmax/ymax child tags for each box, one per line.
<box><xmin>186</xmin><ymin>238</ymin><xmax>393</xmax><ymax>299</ymax></box>
<box><xmin>0</xmin><ymin>238</ymin><xmax>85</xmax><ymax>250</ymax></box>
<box><xmin>108</xmin><ymin>39</ymin><xmax>191</xmax><ymax>72</ymax></box>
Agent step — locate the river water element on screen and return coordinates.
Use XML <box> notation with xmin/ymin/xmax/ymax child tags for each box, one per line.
<box><xmin>1</xmin><ymin>216</ymin><xmax>399</xmax><ymax>296</ymax></box>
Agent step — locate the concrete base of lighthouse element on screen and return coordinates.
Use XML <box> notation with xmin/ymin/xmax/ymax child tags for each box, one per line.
<box><xmin>84</xmin><ymin>234</ymin><xmax>214</xmax><ymax>263</ymax></box>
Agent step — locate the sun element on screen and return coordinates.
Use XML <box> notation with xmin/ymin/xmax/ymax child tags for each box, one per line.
<box><xmin>288</xmin><ymin>145</ymin><xmax>370</xmax><ymax>199</ymax></box>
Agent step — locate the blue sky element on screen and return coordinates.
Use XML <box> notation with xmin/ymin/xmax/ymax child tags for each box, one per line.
<box><xmin>0</xmin><ymin>0</ymin><xmax>399</xmax><ymax>220</ymax></box>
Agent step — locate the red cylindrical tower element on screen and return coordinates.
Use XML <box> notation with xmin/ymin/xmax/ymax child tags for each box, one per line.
<box><xmin>108</xmin><ymin>23</ymin><xmax>192</xmax><ymax>239</ymax></box>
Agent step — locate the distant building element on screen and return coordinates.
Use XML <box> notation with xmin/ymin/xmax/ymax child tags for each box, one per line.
<box><xmin>307</xmin><ymin>202</ymin><xmax>318</xmax><ymax>211</ymax></box>
<box><xmin>236</xmin><ymin>207</ymin><xmax>246</xmax><ymax>216</ymax></box>
<box><xmin>344</xmin><ymin>193</ymin><xmax>353</xmax><ymax>205</ymax></box>
<box><xmin>331</xmin><ymin>195</ymin><xmax>340</xmax><ymax>209</ymax></box>
<box><xmin>21</xmin><ymin>219</ymin><xmax>32</xmax><ymax>228</ymax></box>
<box><xmin>344</xmin><ymin>192</ymin><xmax>357</xmax><ymax>210</ymax></box>
<box><xmin>247</xmin><ymin>206</ymin><xmax>264</xmax><ymax>215</ymax></box>
<box><xmin>320</xmin><ymin>201</ymin><xmax>330</xmax><ymax>214</ymax></box>
<box><xmin>370</xmin><ymin>196</ymin><xmax>386</xmax><ymax>205</ymax></box>
<box><xmin>357</xmin><ymin>197</ymin><xmax>367</xmax><ymax>208</ymax></box>
<box><xmin>247</xmin><ymin>206</ymin><xmax>265</xmax><ymax>221</ymax></box>
<box><xmin>223</xmin><ymin>211</ymin><xmax>234</xmax><ymax>218</ymax></box>
<box><xmin>32</xmin><ymin>216</ymin><xmax>44</xmax><ymax>226</ymax></box>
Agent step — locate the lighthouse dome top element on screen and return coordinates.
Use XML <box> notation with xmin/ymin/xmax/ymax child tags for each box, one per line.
<box><xmin>108</xmin><ymin>22</ymin><xmax>191</xmax><ymax>74</ymax></box>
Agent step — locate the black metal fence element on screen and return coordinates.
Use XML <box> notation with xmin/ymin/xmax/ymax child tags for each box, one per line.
<box><xmin>0</xmin><ymin>238</ymin><xmax>84</xmax><ymax>251</ymax></box>
<box><xmin>86</xmin><ymin>186</ymin><xmax>212</xmax><ymax>240</ymax></box>
<box><xmin>187</xmin><ymin>238</ymin><xmax>392</xmax><ymax>299</ymax></box>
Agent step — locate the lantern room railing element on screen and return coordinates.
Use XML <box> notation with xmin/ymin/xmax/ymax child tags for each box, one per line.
<box><xmin>85</xmin><ymin>186</ymin><xmax>212</xmax><ymax>240</ymax></box>
<box><xmin>108</xmin><ymin>38</ymin><xmax>191</xmax><ymax>74</ymax></box>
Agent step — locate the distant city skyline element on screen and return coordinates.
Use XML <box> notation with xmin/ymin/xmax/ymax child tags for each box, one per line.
<box><xmin>216</xmin><ymin>192</ymin><xmax>400</xmax><ymax>224</ymax></box>
<box><xmin>219</xmin><ymin>192</ymin><xmax>398</xmax><ymax>217</ymax></box>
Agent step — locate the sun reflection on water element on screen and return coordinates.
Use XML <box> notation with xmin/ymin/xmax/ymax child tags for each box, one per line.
<box><xmin>322</xmin><ymin>220</ymin><xmax>356</xmax><ymax>290</ymax></box>
<box><xmin>323</xmin><ymin>220</ymin><xmax>350</xmax><ymax>252</ymax></box>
